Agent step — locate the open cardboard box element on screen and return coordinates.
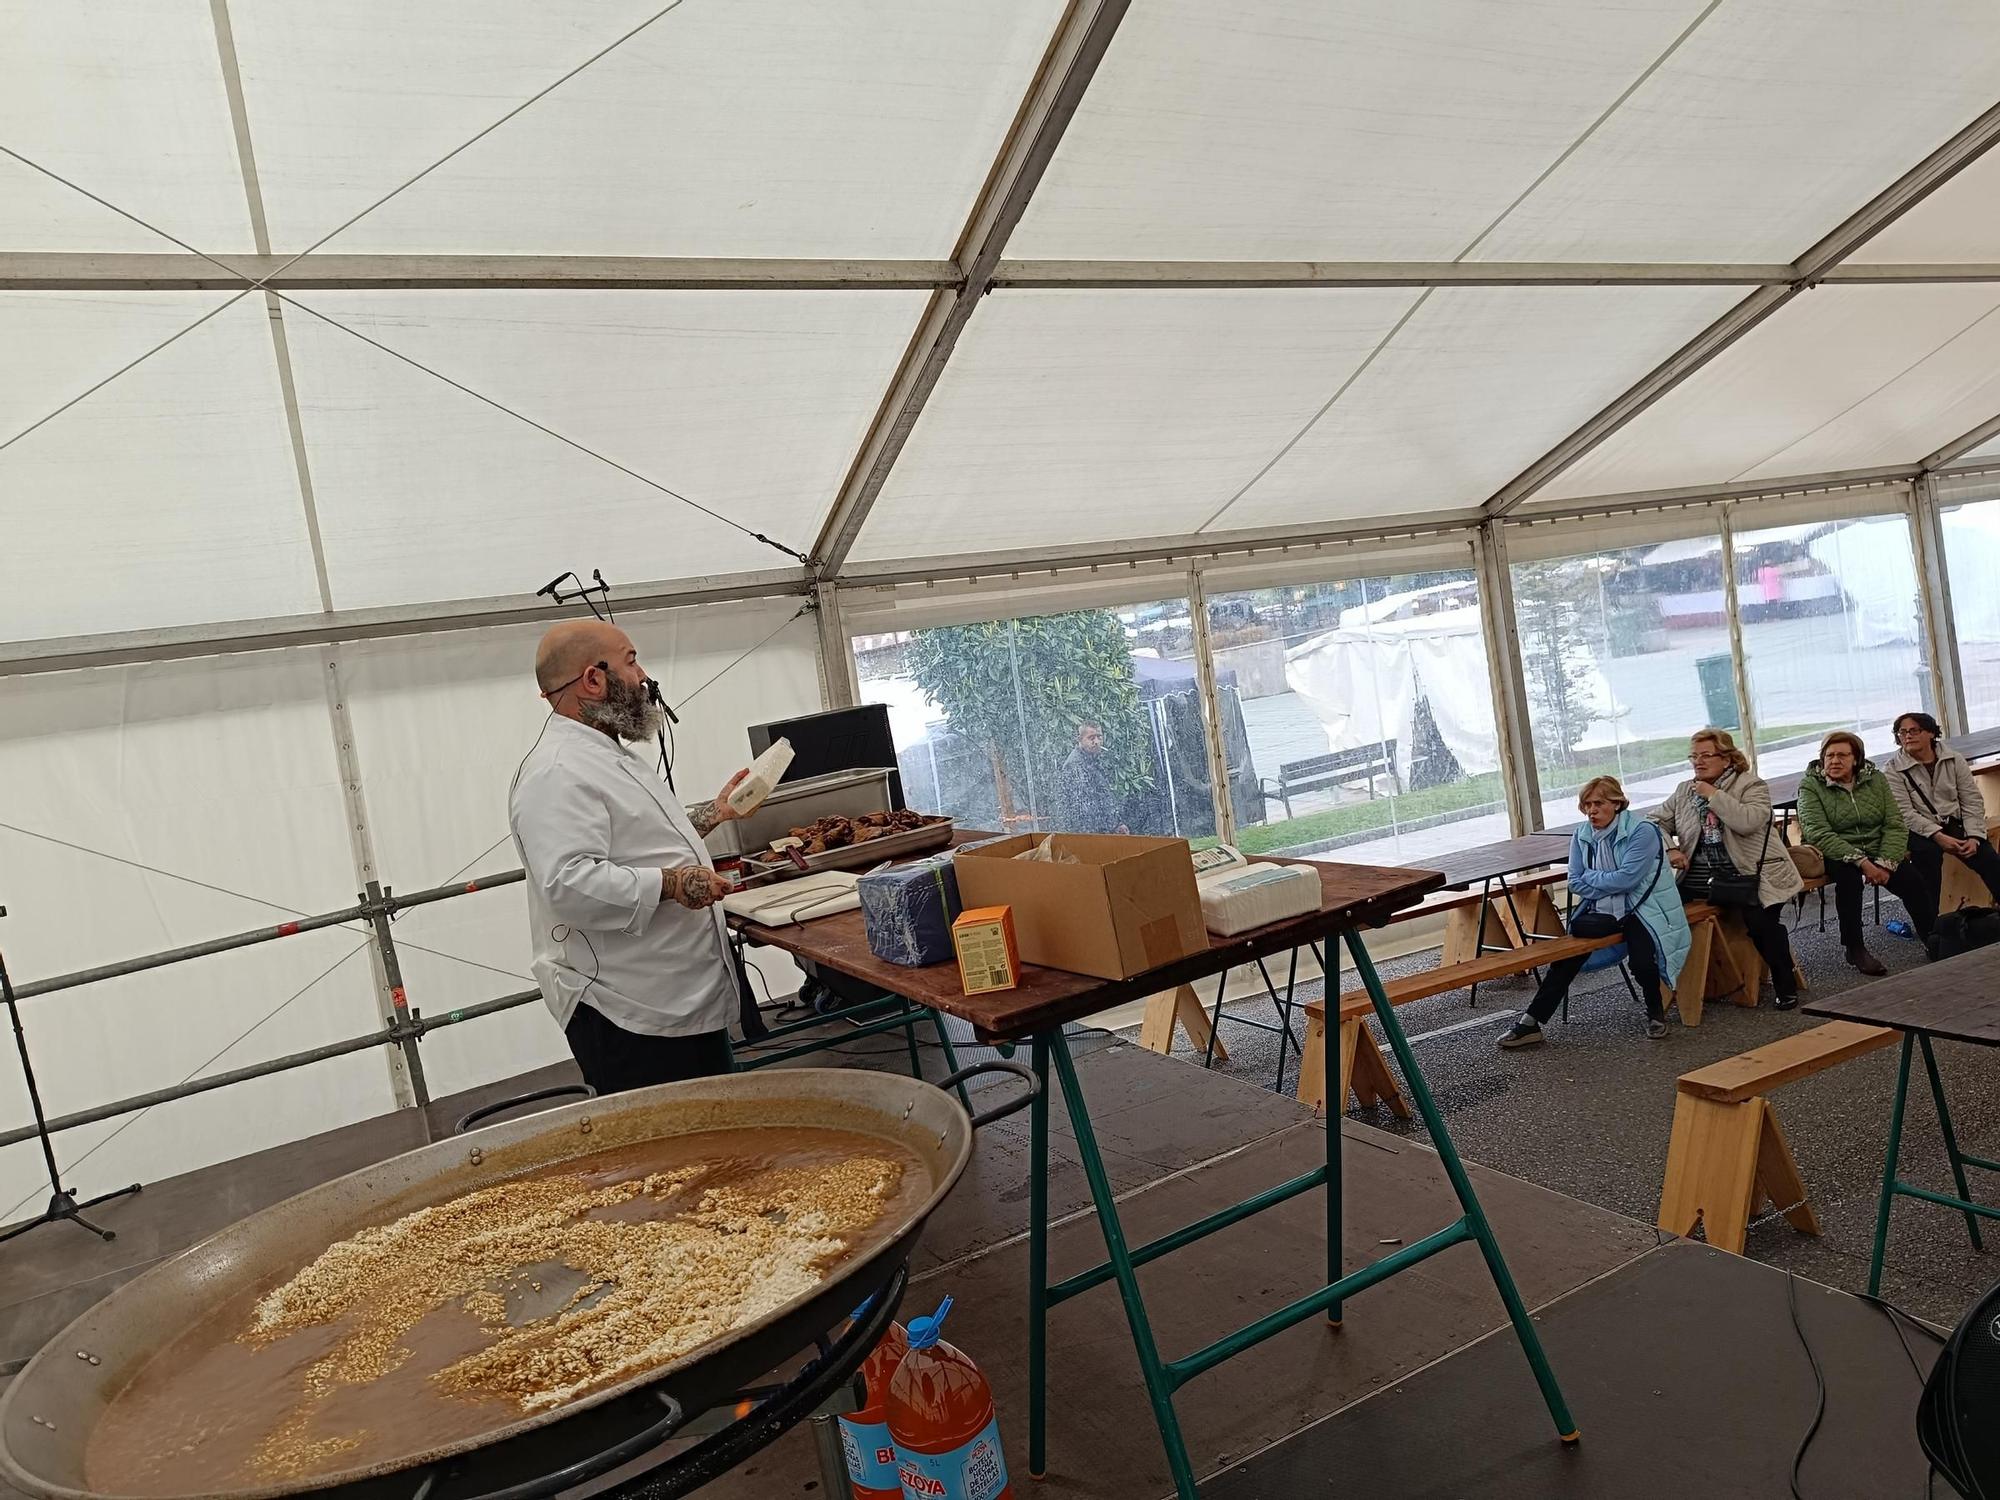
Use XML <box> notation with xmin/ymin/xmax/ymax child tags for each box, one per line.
<box><xmin>952</xmin><ymin>833</ymin><xmax>1206</xmax><ymax>980</ymax></box>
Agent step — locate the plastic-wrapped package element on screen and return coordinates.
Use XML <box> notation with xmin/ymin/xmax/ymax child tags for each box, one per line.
<box><xmin>1192</xmin><ymin>846</ymin><xmax>1322</xmax><ymax>936</ymax></box>
<box><xmin>859</xmin><ymin>856</ymin><xmax>963</xmax><ymax>967</ymax></box>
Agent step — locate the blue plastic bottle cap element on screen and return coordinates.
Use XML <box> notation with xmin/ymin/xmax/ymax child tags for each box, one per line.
<box><xmin>905</xmin><ymin>1295</ymin><xmax>954</xmax><ymax>1350</ymax></box>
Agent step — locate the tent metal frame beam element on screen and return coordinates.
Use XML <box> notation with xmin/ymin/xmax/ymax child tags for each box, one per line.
<box><xmin>1924</xmin><ymin>408</ymin><xmax>2000</xmax><ymax>471</ymax></box>
<box><xmin>994</xmin><ymin>261</ymin><xmax>2000</xmax><ymax>289</ymax></box>
<box><xmin>808</xmin><ymin>0</ymin><xmax>1133</xmax><ymax>577</ymax></box>
<box><xmin>21</xmin><ymin>254</ymin><xmax>2000</xmax><ymax>293</ymax></box>
<box><xmin>835</xmin><ymin>509</ymin><xmax>1486</xmax><ymax>591</ymax></box>
<box><xmin>1503</xmin><ymin>463</ymin><xmax>1922</xmax><ymax>525</ymax></box>
<box><xmin>0</xmin><ymin>253</ymin><xmax>961</xmax><ymax>292</ymax></box>
<box><xmin>1483</xmin><ymin>97</ymin><xmax>2000</xmax><ymax>518</ymax></box>
<box><xmin>0</xmin><ymin>567</ymin><xmax>811</xmax><ymax>678</ymax></box>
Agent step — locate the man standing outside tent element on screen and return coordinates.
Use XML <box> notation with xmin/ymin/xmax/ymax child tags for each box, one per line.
<box><xmin>1056</xmin><ymin>720</ymin><xmax>1127</xmax><ymax>834</ymax></box>
<box><xmin>509</xmin><ymin>619</ymin><xmax>750</xmax><ymax>1094</ymax></box>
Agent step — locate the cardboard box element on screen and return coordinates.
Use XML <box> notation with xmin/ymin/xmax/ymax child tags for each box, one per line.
<box><xmin>953</xmin><ymin>906</ymin><xmax>1020</xmax><ymax>994</ymax></box>
<box><xmin>952</xmin><ymin>834</ymin><xmax>1206</xmax><ymax>980</ymax></box>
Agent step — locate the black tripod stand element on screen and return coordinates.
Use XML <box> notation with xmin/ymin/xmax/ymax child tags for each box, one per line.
<box><xmin>0</xmin><ymin>905</ymin><xmax>141</xmax><ymax>1246</ymax></box>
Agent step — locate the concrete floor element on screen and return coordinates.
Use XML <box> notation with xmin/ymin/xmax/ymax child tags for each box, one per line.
<box><xmin>1136</xmin><ymin>885</ymin><xmax>2000</xmax><ymax>1328</ymax></box>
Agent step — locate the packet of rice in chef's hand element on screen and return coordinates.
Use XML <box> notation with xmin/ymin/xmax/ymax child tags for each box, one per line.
<box><xmin>1015</xmin><ymin>835</ymin><xmax>1081</xmax><ymax>864</ymax></box>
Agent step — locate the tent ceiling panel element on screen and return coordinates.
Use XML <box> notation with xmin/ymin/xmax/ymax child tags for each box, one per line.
<box><xmin>1534</xmin><ymin>284</ymin><xmax>2000</xmax><ymax>503</ymax></box>
<box><xmin>0</xmin><ymin>293</ymin><xmax>320</xmax><ymax>641</ymax></box>
<box><xmin>281</xmin><ymin>289</ymin><xmax>924</xmax><ymax>608</ymax></box>
<box><xmin>1212</xmin><ymin>285</ymin><xmax>1740</xmax><ymax>531</ymax></box>
<box><xmin>0</xmin><ymin>0</ymin><xmax>254</xmax><ymax>254</ymax></box>
<box><xmin>229</xmin><ymin>0</ymin><xmax>1066</xmax><ymax>257</ymax></box>
<box><xmin>1470</xmin><ymin>1</ymin><xmax>2000</xmax><ymax>263</ymax></box>
<box><xmin>1009</xmin><ymin>0</ymin><xmax>1707</xmax><ymax>261</ymax></box>
<box><xmin>844</xmin><ymin>288</ymin><xmax>1423</xmax><ymax>565</ymax></box>
<box><xmin>1961</xmin><ymin>434</ymin><xmax>2000</xmax><ymax>464</ymax></box>
<box><xmin>1855</xmin><ymin>149</ymin><xmax>2000</xmax><ymax>263</ymax></box>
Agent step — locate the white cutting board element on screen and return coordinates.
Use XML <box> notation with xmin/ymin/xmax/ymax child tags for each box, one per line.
<box><xmin>721</xmin><ymin>871</ymin><xmax>862</xmax><ymax>925</ymax></box>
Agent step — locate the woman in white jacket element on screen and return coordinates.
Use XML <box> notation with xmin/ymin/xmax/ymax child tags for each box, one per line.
<box><xmin>1885</xmin><ymin>711</ymin><xmax>2000</xmax><ymax>906</ymax></box>
<box><xmin>1651</xmin><ymin>728</ymin><xmax>1804</xmax><ymax>1008</ymax></box>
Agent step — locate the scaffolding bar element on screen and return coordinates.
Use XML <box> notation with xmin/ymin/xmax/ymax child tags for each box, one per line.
<box><xmin>13</xmin><ymin>869</ymin><xmax>526</xmax><ymax>1001</ymax></box>
<box><xmin>0</xmin><ymin>988</ymin><xmax>543</xmax><ymax>1149</ymax></box>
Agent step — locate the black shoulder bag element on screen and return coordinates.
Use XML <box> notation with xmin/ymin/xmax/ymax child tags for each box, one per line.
<box><xmin>1678</xmin><ymin>804</ymin><xmax>1768</xmax><ymax>909</ymax></box>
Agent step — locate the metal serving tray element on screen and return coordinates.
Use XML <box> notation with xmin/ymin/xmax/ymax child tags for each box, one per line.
<box><xmin>738</xmin><ymin>817</ymin><xmax>954</xmax><ymax>884</ymax></box>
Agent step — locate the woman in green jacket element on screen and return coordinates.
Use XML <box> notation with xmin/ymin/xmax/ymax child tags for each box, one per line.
<box><xmin>1797</xmin><ymin>730</ymin><xmax>1936</xmax><ymax>974</ymax></box>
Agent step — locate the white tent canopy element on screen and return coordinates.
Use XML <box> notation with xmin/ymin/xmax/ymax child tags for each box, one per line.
<box><xmin>13</xmin><ymin>0</ymin><xmax>2000</xmax><ymax>1203</ymax></box>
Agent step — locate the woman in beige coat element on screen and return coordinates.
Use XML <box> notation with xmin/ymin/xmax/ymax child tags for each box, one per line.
<box><xmin>1651</xmin><ymin>728</ymin><xmax>1805</xmax><ymax>1007</ymax></box>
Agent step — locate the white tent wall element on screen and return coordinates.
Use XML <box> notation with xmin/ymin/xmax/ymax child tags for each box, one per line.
<box><xmin>0</xmin><ymin>650</ymin><xmax>392</xmax><ymax>1215</ymax></box>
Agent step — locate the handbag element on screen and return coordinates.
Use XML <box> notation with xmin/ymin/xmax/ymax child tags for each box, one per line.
<box><xmin>1789</xmin><ymin>844</ymin><xmax>1826</xmax><ymax>881</ymax></box>
<box><xmin>1678</xmin><ymin>816</ymin><xmax>1769</xmax><ymax>909</ymax></box>
<box><xmin>1926</xmin><ymin>904</ymin><xmax>2000</xmax><ymax>961</ymax></box>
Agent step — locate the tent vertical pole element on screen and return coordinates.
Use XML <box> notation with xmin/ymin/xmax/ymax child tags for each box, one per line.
<box><xmin>814</xmin><ymin>581</ymin><xmax>857</xmax><ymax>710</ymax></box>
<box><xmin>1717</xmin><ymin>507</ymin><xmax>1758</xmax><ymax>770</ymax></box>
<box><xmin>1476</xmin><ymin>522</ymin><xmax>1541</xmax><ymax>834</ymax></box>
<box><xmin>1909</xmin><ymin>473</ymin><xmax>1967</xmax><ymax>734</ymax></box>
<box><xmin>1188</xmin><ymin>566</ymin><xmax>1238</xmax><ymax>846</ymax></box>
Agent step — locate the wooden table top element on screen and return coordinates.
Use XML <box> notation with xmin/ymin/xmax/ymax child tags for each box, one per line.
<box><xmin>733</xmin><ymin>859</ymin><xmax>1443</xmax><ymax>1043</ymax></box>
<box><xmin>1804</xmin><ymin>944</ymin><xmax>2000</xmax><ymax>1045</ymax></box>
<box><xmin>1413</xmin><ymin>832</ymin><xmax>1572</xmax><ymax>890</ymax></box>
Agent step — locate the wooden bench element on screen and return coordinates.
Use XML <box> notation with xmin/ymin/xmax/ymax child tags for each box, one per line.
<box><xmin>1657</xmin><ymin>1021</ymin><xmax>1899</xmax><ymax>1254</ymax></box>
<box><xmin>1259</xmin><ymin>740</ymin><xmax>1397</xmax><ymax>818</ymax></box>
<box><xmin>1138</xmin><ymin>870</ymin><xmax>1570</xmax><ymax>1061</ymax></box>
<box><xmin>1296</xmin><ymin>931</ymin><xmax>1623</xmax><ymax>1116</ymax></box>
<box><xmin>1298</xmin><ymin>904</ymin><xmax>1737</xmax><ymax>1115</ymax></box>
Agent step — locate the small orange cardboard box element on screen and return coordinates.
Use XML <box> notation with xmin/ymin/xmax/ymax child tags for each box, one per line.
<box><xmin>952</xmin><ymin>906</ymin><xmax>1020</xmax><ymax>995</ymax></box>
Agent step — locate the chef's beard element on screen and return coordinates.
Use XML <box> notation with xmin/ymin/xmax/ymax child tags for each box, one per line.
<box><xmin>580</xmin><ymin>672</ymin><xmax>665</xmax><ymax>742</ymax></box>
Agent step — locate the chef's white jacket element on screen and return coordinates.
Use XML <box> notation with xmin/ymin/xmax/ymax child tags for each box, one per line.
<box><xmin>508</xmin><ymin>715</ymin><xmax>736</xmax><ymax>1038</ymax></box>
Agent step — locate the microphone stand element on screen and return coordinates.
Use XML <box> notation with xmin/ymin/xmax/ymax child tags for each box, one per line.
<box><xmin>0</xmin><ymin>905</ymin><xmax>142</xmax><ymax>1245</ymax></box>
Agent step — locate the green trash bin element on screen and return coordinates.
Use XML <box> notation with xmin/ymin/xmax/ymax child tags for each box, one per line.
<box><xmin>1696</xmin><ymin>653</ymin><xmax>1739</xmax><ymax>730</ymax></box>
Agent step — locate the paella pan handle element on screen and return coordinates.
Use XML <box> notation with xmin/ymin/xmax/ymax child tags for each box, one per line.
<box><xmin>935</xmin><ymin>1059</ymin><xmax>1039</xmax><ymax>1128</ymax></box>
<box><xmin>453</xmin><ymin>1084</ymin><xmax>597</xmax><ymax>1136</ymax></box>
<box><xmin>407</xmin><ymin>1389</ymin><xmax>687</xmax><ymax>1500</ymax></box>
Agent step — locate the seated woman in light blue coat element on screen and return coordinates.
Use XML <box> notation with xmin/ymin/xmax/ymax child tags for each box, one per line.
<box><xmin>1498</xmin><ymin>775</ymin><xmax>1691</xmax><ymax>1049</ymax></box>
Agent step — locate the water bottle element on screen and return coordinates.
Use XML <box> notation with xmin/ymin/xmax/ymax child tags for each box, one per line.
<box><xmin>886</xmin><ymin>1297</ymin><xmax>1012</xmax><ymax>1500</ymax></box>
<box><xmin>837</xmin><ymin>1308</ymin><xmax>910</xmax><ymax>1500</ymax></box>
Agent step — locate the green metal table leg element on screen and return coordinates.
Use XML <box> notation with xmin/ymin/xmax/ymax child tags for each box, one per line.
<box><xmin>1868</xmin><ymin>1033</ymin><xmax>1916</xmax><ymax>1297</ymax></box>
<box><xmin>902</xmin><ymin>1009</ymin><xmax>924</xmax><ymax>1081</ymax></box>
<box><xmin>1344</xmin><ymin>930</ymin><xmax>1579</xmax><ymax>1443</ymax></box>
<box><xmin>1918</xmin><ymin>1034</ymin><xmax>1984</xmax><ymax>1252</ymax></box>
<box><xmin>1048</xmin><ymin>1031</ymin><xmax>1200</xmax><ymax>1499</ymax></box>
<box><xmin>929</xmin><ymin>1009</ymin><xmax>970</xmax><ymax>1112</ymax></box>
<box><xmin>1325</xmin><ymin>938</ymin><xmax>1343</xmax><ymax>1328</ymax></box>
<box><xmin>1027</xmin><ymin>1033</ymin><xmax>1051</xmax><ymax>1480</ymax></box>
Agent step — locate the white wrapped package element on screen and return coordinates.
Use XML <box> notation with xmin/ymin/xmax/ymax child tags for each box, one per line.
<box><xmin>1193</xmin><ymin>849</ymin><xmax>1322</xmax><ymax>936</ymax></box>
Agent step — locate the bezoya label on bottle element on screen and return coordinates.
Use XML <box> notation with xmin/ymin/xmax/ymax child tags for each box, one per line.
<box><xmin>895</xmin><ymin>1416</ymin><xmax>1009</xmax><ymax>1500</ymax></box>
<box><xmin>839</xmin><ymin>1417</ymin><xmax>900</xmax><ymax>1492</ymax></box>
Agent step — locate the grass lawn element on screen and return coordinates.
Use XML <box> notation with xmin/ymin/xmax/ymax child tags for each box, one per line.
<box><xmin>1233</xmin><ymin>723</ymin><xmax>1835</xmax><ymax>856</ymax></box>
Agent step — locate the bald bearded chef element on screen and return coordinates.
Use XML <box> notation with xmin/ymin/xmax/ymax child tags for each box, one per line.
<box><xmin>508</xmin><ymin>619</ymin><xmax>752</xmax><ymax>1094</ymax></box>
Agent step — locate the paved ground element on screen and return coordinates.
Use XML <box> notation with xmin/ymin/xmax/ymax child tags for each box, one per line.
<box><xmin>1116</xmin><ymin>886</ymin><xmax>2000</xmax><ymax>1329</ymax></box>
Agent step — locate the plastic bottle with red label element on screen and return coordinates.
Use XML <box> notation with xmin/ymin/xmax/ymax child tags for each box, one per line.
<box><xmin>885</xmin><ymin>1297</ymin><xmax>1012</xmax><ymax>1500</ymax></box>
<box><xmin>837</xmin><ymin>1309</ymin><xmax>910</xmax><ymax>1500</ymax></box>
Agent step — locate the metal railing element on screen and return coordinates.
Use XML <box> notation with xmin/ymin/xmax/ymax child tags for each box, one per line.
<box><xmin>1</xmin><ymin>869</ymin><xmax>540</xmax><ymax>1152</ymax></box>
